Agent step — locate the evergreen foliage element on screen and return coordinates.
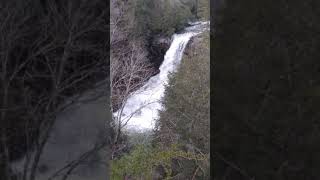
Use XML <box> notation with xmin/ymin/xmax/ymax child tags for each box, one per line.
<box><xmin>197</xmin><ymin>0</ymin><xmax>210</xmax><ymax>20</ymax></box>
<box><xmin>155</xmin><ymin>32</ymin><xmax>210</xmax><ymax>179</ymax></box>
<box><xmin>134</xmin><ymin>0</ymin><xmax>195</xmax><ymax>36</ymax></box>
<box><xmin>111</xmin><ymin>143</ymin><xmax>207</xmax><ymax>180</ymax></box>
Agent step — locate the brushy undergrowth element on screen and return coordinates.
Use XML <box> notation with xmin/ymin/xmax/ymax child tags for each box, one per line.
<box><xmin>110</xmin><ymin>144</ymin><xmax>207</xmax><ymax>180</ymax></box>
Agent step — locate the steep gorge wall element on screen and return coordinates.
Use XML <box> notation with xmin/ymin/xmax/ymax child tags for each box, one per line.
<box><xmin>148</xmin><ymin>35</ymin><xmax>172</xmax><ymax>72</ymax></box>
<box><xmin>155</xmin><ymin>31</ymin><xmax>210</xmax><ymax>179</ymax></box>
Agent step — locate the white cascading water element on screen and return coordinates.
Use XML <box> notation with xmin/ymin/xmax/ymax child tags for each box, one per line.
<box><xmin>114</xmin><ymin>21</ymin><xmax>209</xmax><ymax>132</ymax></box>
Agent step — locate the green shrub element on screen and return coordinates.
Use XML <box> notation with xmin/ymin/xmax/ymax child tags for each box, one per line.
<box><xmin>157</xmin><ymin>32</ymin><xmax>210</xmax><ymax>150</ymax></box>
<box><xmin>111</xmin><ymin>144</ymin><xmax>207</xmax><ymax>179</ymax></box>
<box><xmin>134</xmin><ymin>0</ymin><xmax>194</xmax><ymax>36</ymax></box>
<box><xmin>197</xmin><ymin>0</ymin><xmax>210</xmax><ymax>20</ymax></box>
<box><xmin>155</xmin><ymin>32</ymin><xmax>210</xmax><ymax>179</ymax></box>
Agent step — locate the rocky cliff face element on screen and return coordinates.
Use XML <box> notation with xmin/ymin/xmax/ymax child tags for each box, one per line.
<box><xmin>184</xmin><ymin>33</ymin><xmax>203</xmax><ymax>56</ymax></box>
<box><xmin>148</xmin><ymin>35</ymin><xmax>172</xmax><ymax>73</ymax></box>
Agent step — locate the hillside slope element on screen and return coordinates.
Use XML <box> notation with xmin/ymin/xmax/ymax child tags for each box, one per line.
<box><xmin>155</xmin><ymin>30</ymin><xmax>210</xmax><ymax>179</ymax></box>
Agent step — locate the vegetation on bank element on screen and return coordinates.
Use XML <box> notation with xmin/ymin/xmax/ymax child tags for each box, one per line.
<box><xmin>111</xmin><ymin>144</ymin><xmax>207</xmax><ymax>180</ymax></box>
<box><xmin>156</xmin><ymin>31</ymin><xmax>210</xmax><ymax>179</ymax></box>
<box><xmin>134</xmin><ymin>0</ymin><xmax>194</xmax><ymax>36</ymax></box>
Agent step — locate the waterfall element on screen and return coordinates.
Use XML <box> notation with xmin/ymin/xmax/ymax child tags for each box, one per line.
<box><xmin>114</xmin><ymin>21</ymin><xmax>209</xmax><ymax>132</ymax></box>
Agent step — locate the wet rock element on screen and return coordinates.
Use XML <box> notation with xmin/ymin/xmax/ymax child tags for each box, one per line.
<box><xmin>148</xmin><ymin>35</ymin><xmax>172</xmax><ymax>70</ymax></box>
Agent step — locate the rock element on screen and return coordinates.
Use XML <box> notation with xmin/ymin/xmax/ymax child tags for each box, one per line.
<box><xmin>152</xmin><ymin>68</ymin><xmax>161</xmax><ymax>76</ymax></box>
<box><xmin>153</xmin><ymin>35</ymin><xmax>172</xmax><ymax>45</ymax></box>
<box><xmin>148</xmin><ymin>35</ymin><xmax>172</xmax><ymax>70</ymax></box>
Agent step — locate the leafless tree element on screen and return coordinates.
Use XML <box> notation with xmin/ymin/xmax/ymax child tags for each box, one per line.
<box><xmin>1</xmin><ymin>0</ymin><xmax>109</xmax><ymax>179</ymax></box>
<box><xmin>110</xmin><ymin>0</ymin><xmax>137</xmax><ymax>45</ymax></box>
<box><xmin>110</xmin><ymin>0</ymin><xmax>155</xmax><ymax>159</ymax></box>
<box><xmin>110</xmin><ymin>41</ymin><xmax>153</xmax><ymax>159</ymax></box>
